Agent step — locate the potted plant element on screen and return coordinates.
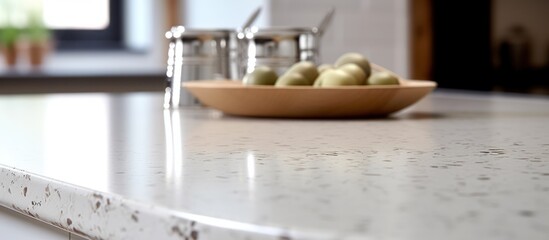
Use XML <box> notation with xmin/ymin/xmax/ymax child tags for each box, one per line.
<box><xmin>25</xmin><ymin>14</ymin><xmax>52</xmax><ymax>67</ymax></box>
<box><xmin>0</xmin><ymin>25</ymin><xmax>21</xmax><ymax>67</ymax></box>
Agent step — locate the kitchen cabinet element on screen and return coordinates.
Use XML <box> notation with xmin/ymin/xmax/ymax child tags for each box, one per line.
<box><xmin>0</xmin><ymin>90</ymin><xmax>548</xmax><ymax>239</ymax></box>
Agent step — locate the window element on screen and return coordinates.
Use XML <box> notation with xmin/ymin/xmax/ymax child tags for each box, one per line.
<box><xmin>44</xmin><ymin>0</ymin><xmax>110</xmax><ymax>30</ymax></box>
<box><xmin>47</xmin><ymin>0</ymin><xmax>124</xmax><ymax>50</ymax></box>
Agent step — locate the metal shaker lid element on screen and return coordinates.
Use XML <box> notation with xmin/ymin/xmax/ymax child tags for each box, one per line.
<box><xmin>236</xmin><ymin>7</ymin><xmax>334</xmax><ymax>39</ymax></box>
<box><xmin>165</xmin><ymin>26</ymin><xmax>232</xmax><ymax>40</ymax></box>
<box><xmin>236</xmin><ymin>26</ymin><xmax>318</xmax><ymax>40</ymax></box>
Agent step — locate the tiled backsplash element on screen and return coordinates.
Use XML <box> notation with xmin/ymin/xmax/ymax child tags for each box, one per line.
<box><xmin>270</xmin><ymin>0</ymin><xmax>409</xmax><ymax>78</ymax></box>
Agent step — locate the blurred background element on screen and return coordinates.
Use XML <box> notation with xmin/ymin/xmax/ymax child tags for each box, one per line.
<box><xmin>0</xmin><ymin>0</ymin><xmax>548</xmax><ymax>94</ymax></box>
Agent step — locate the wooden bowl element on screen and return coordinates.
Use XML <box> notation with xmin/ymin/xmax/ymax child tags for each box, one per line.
<box><xmin>182</xmin><ymin>78</ymin><xmax>436</xmax><ymax>118</ymax></box>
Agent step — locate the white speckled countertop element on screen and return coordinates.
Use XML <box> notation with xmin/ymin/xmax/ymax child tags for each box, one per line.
<box><xmin>1</xmin><ymin>90</ymin><xmax>549</xmax><ymax>240</ymax></box>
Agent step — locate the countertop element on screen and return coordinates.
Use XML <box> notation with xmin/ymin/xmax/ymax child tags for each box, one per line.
<box><xmin>0</xmin><ymin>90</ymin><xmax>548</xmax><ymax>240</ymax></box>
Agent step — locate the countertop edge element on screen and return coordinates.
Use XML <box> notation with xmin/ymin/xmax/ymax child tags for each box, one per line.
<box><xmin>0</xmin><ymin>165</ymin><xmax>326</xmax><ymax>240</ymax></box>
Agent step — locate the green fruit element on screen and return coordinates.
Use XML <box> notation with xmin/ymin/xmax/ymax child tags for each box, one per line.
<box><xmin>337</xmin><ymin>63</ymin><xmax>366</xmax><ymax>85</ymax></box>
<box><xmin>243</xmin><ymin>66</ymin><xmax>278</xmax><ymax>85</ymax></box>
<box><xmin>275</xmin><ymin>72</ymin><xmax>310</xmax><ymax>86</ymax></box>
<box><xmin>313</xmin><ymin>69</ymin><xmax>332</xmax><ymax>87</ymax></box>
<box><xmin>335</xmin><ymin>53</ymin><xmax>371</xmax><ymax>78</ymax></box>
<box><xmin>285</xmin><ymin>61</ymin><xmax>318</xmax><ymax>84</ymax></box>
<box><xmin>313</xmin><ymin>77</ymin><xmax>323</xmax><ymax>87</ymax></box>
<box><xmin>367</xmin><ymin>72</ymin><xmax>400</xmax><ymax>85</ymax></box>
<box><xmin>317</xmin><ymin>64</ymin><xmax>334</xmax><ymax>74</ymax></box>
<box><xmin>319</xmin><ymin>70</ymin><xmax>356</xmax><ymax>87</ymax></box>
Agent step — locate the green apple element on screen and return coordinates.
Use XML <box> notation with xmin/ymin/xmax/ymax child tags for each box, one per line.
<box><xmin>313</xmin><ymin>76</ymin><xmax>323</xmax><ymax>87</ymax></box>
<box><xmin>275</xmin><ymin>72</ymin><xmax>310</xmax><ymax>86</ymax></box>
<box><xmin>337</xmin><ymin>63</ymin><xmax>366</xmax><ymax>85</ymax></box>
<box><xmin>320</xmin><ymin>70</ymin><xmax>356</xmax><ymax>87</ymax></box>
<box><xmin>367</xmin><ymin>72</ymin><xmax>400</xmax><ymax>85</ymax></box>
<box><xmin>317</xmin><ymin>64</ymin><xmax>334</xmax><ymax>74</ymax></box>
<box><xmin>285</xmin><ymin>61</ymin><xmax>318</xmax><ymax>84</ymax></box>
<box><xmin>335</xmin><ymin>52</ymin><xmax>371</xmax><ymax>78</ymax></box>
<box><xmin>243</xmin><ymin>66</ymin><xmax>278</xmax><ymax>85</ymax></box>
<box><xmin>313</xmin><ymin>68</ymin><xmax>333</xmax><ymax>87</ymax></box>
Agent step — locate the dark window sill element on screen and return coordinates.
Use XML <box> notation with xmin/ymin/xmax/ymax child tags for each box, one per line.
<box><xmin>0</xmin><ymin>71</ymin><xmax>165</xmax><ymax>94</ymax></box>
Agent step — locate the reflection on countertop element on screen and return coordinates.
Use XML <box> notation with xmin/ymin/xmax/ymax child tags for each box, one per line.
<box><xmin>0</xmin><ymin>90</ymin><xmax>549</xmax><ymax>239</ymax></box>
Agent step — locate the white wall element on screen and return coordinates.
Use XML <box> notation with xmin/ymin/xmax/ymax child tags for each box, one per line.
<box><xmin>124</xmin><ymin>0</ymin><xmax>153</xmax><ymax>51</ymax></box>
<box><xmin>184</xmin><ymin>0</ymin><xmax>270</xmax><ymax>28</ymax></box>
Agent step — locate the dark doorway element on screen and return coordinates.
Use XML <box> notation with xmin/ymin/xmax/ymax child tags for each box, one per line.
<box><xmin>431</xmin><ymin>1</ymin><xmax>493</xmax><ymax>91</ymax></box>
<box><xmin>421</xmin><ymin>0</ymin><xmax>549</xmax><ymax>94</ymax></box>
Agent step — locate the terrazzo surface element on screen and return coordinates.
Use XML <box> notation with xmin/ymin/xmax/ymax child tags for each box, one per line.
<box><xmin>0</xmin><ymin>91</ymin><xmax>548</xmax><ymax>239</ymax></box>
